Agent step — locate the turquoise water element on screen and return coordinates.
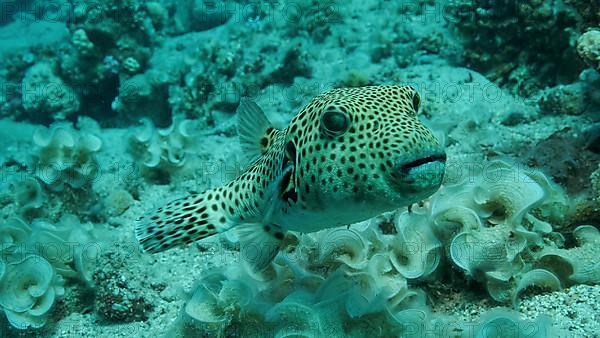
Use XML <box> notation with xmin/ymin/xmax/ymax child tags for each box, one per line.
<box><xmin>0</xmin><ymin>1</ymin><xmax>598</xmax><ymax>337</ymax></box>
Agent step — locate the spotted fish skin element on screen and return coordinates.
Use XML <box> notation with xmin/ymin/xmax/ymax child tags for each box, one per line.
<box><xmin>136</xmin><ymin>85</ymin><xmax>446</xmax><ymax>264</ymax></box>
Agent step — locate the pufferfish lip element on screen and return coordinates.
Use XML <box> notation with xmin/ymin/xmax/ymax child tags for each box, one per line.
<box><xmin>398</xmin><ymin>152</ymin><xmax>447</xmax><ymax>176</ymax></box>
<box><xmin>391</xmin><ymin>151</ymin><xmax>447</xmax><ymax>190</ymax></box>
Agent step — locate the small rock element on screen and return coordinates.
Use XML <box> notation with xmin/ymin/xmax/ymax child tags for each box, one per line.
<box><xmin>538</xmin><ymin>83</ymin><xmax>588</xmax><ymax>115</ymax></box>
<box><xmin>577</xmin><ymin>30</ymin><xmax>600</xmax><ymax>72</ymax></box>
<box><xmin>105</xmin><ymin>189</ymin><xmax>134</xmax><ymax>216</ymax></box>
<box><xmin>501</xmin><ymin>111</ymin><xmax>527</xmax><ymax>126</ymax></box>
<box><xmin>123</xmin><ymin>57</ymin><xmax>141</xmax><ymax>74</ymax></box>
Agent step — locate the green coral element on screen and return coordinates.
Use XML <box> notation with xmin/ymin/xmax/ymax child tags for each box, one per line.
<box><xmin>0</xmin><ymin>255</ymin><xmax>64</xmax><ymax>329</ymax></box>
<box><xmin>127</xmin><ymin>117</ymin><xmax>202</xmax><ymax>183</ymax></box>
<box><xmin>536</xmin><ymin>225</ymin><xmax>600</xmax><ymax>285</ymax></box>
<box><xmin>7</xmin><ymin>176</ymin><xmax>46</xmax><ymax>221</ymax></box>
<box><xmin>0</xmin><ymin>215</ymin><xmax>100</xmax><ymax>329</ymax></box>
<box><xmin>31</xmin><ymin>121</ymin><xmax>102</xmax><ymax>191</ymax></box>
<box><xmin>431</xmin><ymin>161</ymin><xmax>571</xmax><ymax>303</ymax></box>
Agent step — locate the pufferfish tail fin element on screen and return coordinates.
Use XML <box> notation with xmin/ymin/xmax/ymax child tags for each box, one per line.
<box><xmin>135</xmin><ymin>189</ymin><xmax>233</xmax><ymax>253</ymax></box>
<box><xmin>237</xmin><ymin>98</ymin><xmax>273</xmax><ymax>163</ymax></box>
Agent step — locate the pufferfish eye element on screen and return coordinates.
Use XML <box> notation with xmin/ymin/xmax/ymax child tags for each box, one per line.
<box><xmin>412</xmin><ymin>92</ymin><xmax>421</xmax><ymax>112</ymax></box>
<box><xmin>321</xmin><ymin>107</ymin><xmax>350</xmax><ymax>137</ymax></box>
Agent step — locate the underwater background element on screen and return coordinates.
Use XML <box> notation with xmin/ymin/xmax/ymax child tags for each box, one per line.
<box><xmin>0</xmin><ymin>0</ymin><xmax>599</xmax><ymax>337</ymax></box>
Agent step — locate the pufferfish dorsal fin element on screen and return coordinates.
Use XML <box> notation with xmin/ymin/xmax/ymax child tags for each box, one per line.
<box><xmin>237</xmin><ymin>98</ymin><xmax>274</xmax><ymax>163</ymax></box>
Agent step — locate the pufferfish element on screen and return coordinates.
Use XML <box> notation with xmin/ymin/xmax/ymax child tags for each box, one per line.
<box><xmin>136</xmin><ymin>85</ymin><xmax>446</xmax><ymax>270</ymax></box>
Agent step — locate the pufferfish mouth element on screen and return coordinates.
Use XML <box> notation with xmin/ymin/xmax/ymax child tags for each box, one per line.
<box><xmin>392</xmin><ymin>152</ymin><xmax>447</xmax><ymax>191</ymax></box>
<box><xmin>399</xmin><ymin>153</ymin><xmax>447</xmax><ymax>175</ymax></box>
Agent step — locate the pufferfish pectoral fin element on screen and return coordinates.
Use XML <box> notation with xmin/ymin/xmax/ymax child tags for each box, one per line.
<box><xmin>235</xmin><ymin>163</ymin><xmax>294</xmax><ymax>271</ymax></box>
<box><xmin>237</xmin><ymin>97</ymin><xmax>273</xmax><ymax>163</ymax></box>
<box><xmin>236</xmin><ymin>223</ymin><xmax>286</xmax><ymax>272</ymax></box>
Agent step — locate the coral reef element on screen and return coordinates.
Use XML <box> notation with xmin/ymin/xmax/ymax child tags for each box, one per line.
<box><xmin>61</xmin><ymin>0</ymin><xmax>161</xmax><ymax>120</ymax></box>
<box><xmin>21</xmin><ymin>62</ymin><xmax>79</xmax><ymax>123</ymax></box>
<box><xmin>446</xmin><ymin>0</ymin><xmax>586</xmax><ymax>95</ymax></box>
<box><xmin>2</xmin><ymin>0</ymin><xmax>323</xmax><ymax>129</ymax></box>
<box><xmin>110</xmin><ymin>17</ymin><xmax>315</xmax><ymax>128</ymax></box>
<box><xmin>0</xmin><ymin>0</ymin><xmax>173</xmax><ymax>125</ymax></box>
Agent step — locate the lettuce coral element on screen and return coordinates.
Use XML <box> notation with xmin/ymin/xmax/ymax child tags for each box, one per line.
<box><xmin>0</xmin><ymin>215</ymin><xmax>100</xmax><ymax>329</ymax></box>
<box><xmin>0</xmin><ymin>218</ymin><xmax>30</xmax><ymax>254</ymax></box>
<box><xmin>8</xmin><ymin>176</ymin><xmax>46</xmax><ymax>220</ymax></box>
<box><xmin>0</xmin><ymin>255</ymin><xmax>64</xmax><ymax>329</ymax></box>
<box><xmin>1</xmin><ymin>215</ymin><xmax>99</xmax><ymax>284</ymax></box>
<box><xmin>27</xmin><ymin>215</ymin><xmax>100</xmax><ymax>284</ymax></box>
<box><xmin>536</xmin><ymin>225</ymin><xmax>600</xmax><ymax>285</ymax></box>
<box><xmin>470</xmin><ymin>308</ymin><xmax>553</xmax><ymax>338</ymax></box>
<box><xmin>316</xmin><ymin>228</ymin><xmax>368</xmax><ymax>270</ymax></box>
<box><xmin>174</xmin><ymin>216</ymin><xmax>432</xmax><ymax>336</ymax></box>
<box><xmin>127</xmin><ymin>117</ymin><xmax>200</xmax><ymax>182</ymax></box>
<box><xmin>31</xmin><ymin>121</ymin><xmax>102</xmax><ymax>191</ymax></box>
<box><xmin>390</xmin><ymin>211</ymin><xmax>441</xmax><ymax>280</ymax></box>
<box><xmin>430</xmin><ymin>161</ymin><xmax>568</xmax><ymax>302</ymax></box>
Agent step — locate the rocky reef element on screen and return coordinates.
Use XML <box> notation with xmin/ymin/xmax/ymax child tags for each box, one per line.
<box><xmin>446</xmin><ymin>0</ymin><xmax>588</xmax><ymax>96</ymax></box>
